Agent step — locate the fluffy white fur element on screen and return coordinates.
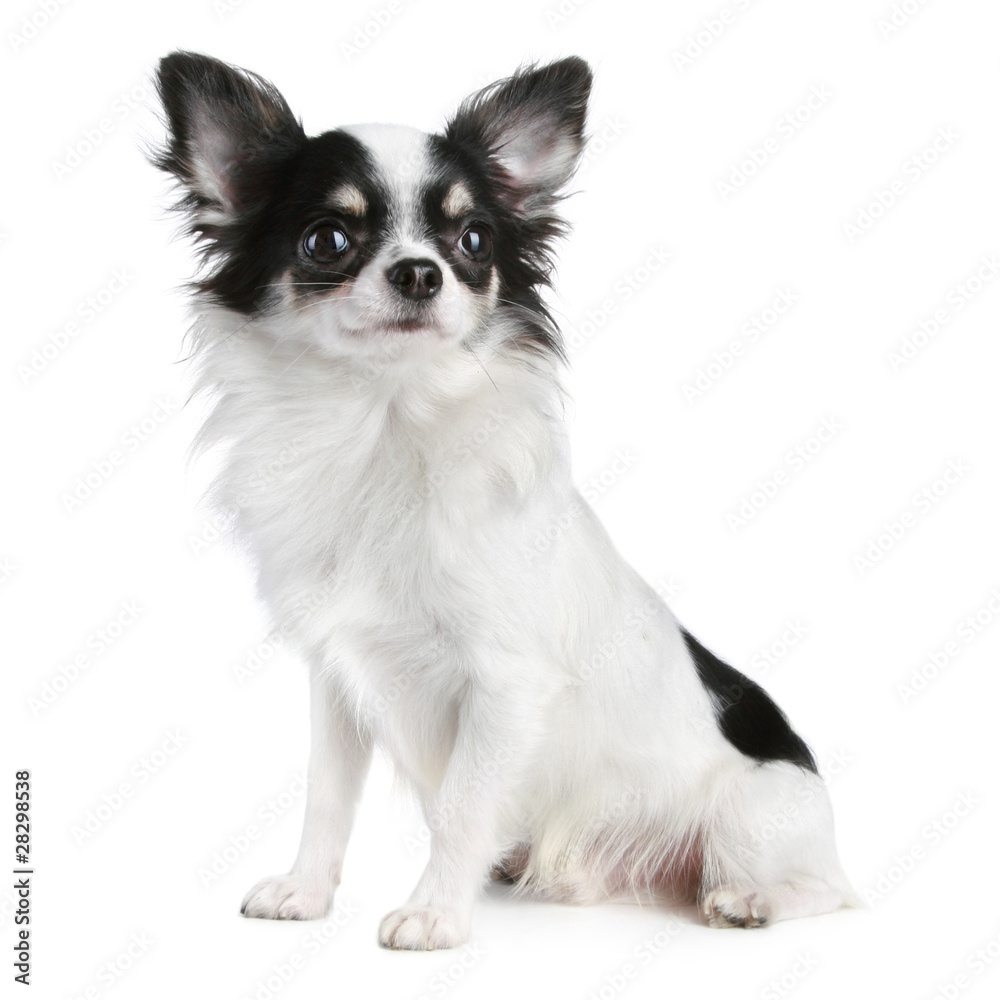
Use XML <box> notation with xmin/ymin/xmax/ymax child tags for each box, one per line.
<box><xmin>165</xmin><ymin>63</ymin><xmax>857</xmax><ymax>951</ymax></box>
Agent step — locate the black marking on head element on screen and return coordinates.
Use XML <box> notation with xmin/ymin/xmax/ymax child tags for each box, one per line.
<box><xmin>681</xmin><ymin>629</ymin><xmax>818</xmax><ymax>773</ymax></box>
<box><xmin>425</xmin><ymin>131</ymin><xmax>566</xmax><ymax>360</ymax></box>
<box><xmin>431</xmin><ymin>57</ymin><xmax>593</xmax><ymax>361</ymax></box>
<box><xmin>420</xmin><ymin>168</ymin><xmax>498</xmax><ymax>296</ymax></box>
<box><xmin>444</xmin><ymin>57</ymin><xmax>592</xmax><ymax>218</ymax></box>
<box><xmin>154</xmin><ymin>53</ymin><xmax>400</xmax><ymax>315</ymax></box>
<box><xmin>153</xmin><ymin>51</ymin><xmax>306</xmax><ymax>223</ymax></box>
<box><xmin>204</xmin><ymin>129</ymin><xmax>388</xmax><ymax>314</ymax></box>
<box><xmin>155</xmin><ymin>53</ymin><xmax>387</xmax><ymax>314</ymax></box>
<box><xmin>279</xmin><ymin>130</ymin><xmax>392</xmax><ymax>302</ymax></box>
<box><xmin>153</xmin><ymin>50</ymin><xmax>593</xmax><ymax>353</ymax></box>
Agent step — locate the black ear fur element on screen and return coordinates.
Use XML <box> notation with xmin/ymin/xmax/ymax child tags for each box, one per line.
<box><xmin>153</xmin><ymin>51</ymin><xmax>305</xmax><ymax>222</ymax></box>
<box><xmin>445</xmin><ymin>57</ymin><xmax>593</xmax><ymax>218</ymax></box>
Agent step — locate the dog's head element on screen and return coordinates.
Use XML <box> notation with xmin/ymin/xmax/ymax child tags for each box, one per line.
<box><xmin>154</xmin><ymin>52</ymin><xmax>592</xmax><ymax>363</ymax></box>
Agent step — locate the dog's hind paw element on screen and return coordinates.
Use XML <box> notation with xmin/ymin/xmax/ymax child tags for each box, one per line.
<box><xmin>702</xmin><ymin>885</ymin><xmax>770</xmax><ymax>928</ymax></box>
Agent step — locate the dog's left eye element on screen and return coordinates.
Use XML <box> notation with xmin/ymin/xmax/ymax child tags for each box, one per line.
<box><xmin>304</xmin><ymin>224</ymin><xmax>350</xmax><ymax>261</ymax></box>
<box><xmin>458</xmin><ymin>225</ymin><xmax>492</xmax><ymax>262</ymax></box>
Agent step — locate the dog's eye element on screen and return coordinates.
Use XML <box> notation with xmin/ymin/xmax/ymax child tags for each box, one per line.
<box><xmin>304</xmin><ymin>224</ymin><xmax>350</xmax><ymax>261</ymax></box>
<box><xmin>458</xmin><ymin>225</ymin><xmax>492</xmax><ymax>262</ymax></box>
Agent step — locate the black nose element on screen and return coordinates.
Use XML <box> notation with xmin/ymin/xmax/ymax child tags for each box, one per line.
<box><xmin>386</xmin><ymin>258</ymin><xmax>442</xmax><ymax>301</ymax></box>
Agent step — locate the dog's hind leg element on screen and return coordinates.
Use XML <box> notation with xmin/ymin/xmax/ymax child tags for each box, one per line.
<box><xmin>698</xmin><ymin>760</ymin><xmax>858</xmax><ymax>928</ymax></box>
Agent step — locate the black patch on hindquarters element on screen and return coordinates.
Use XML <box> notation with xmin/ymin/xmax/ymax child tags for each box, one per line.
<box><xmin>681</xmin><ymin>628</ymin><xmax>817</xmax><ymax>773</ymax></box>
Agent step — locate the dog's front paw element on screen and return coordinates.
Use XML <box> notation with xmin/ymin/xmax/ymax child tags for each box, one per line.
<box><xmin>241</xmin><ymin>874</ymin><xmax>333</xmax><ymax>920</ymax></box>
<box><xmin>378</xmin><ymin>905</ymin><xmax>468</xmax><ymax>950</ymax></box>
<box><xmin>702</xmin><ymin>885</ymin><xmax>769</xmax><ymax>928</ymax></box>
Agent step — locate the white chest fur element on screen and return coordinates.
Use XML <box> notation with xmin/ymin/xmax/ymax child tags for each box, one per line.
<box><xmin>193</xmin><ymin>319</ymin><xmax>572</xmax><ymax>747</ymax></box>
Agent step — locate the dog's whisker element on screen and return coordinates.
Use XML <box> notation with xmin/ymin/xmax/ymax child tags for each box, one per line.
<box><xmin>274</xmin><ymin>343</ymin><xmax>315</xmax><ymax>377</ymax></box>
<box><xmin>466</xmin><ymin>344</ymin><xmax>500</xmax><ymax>395</ymax></box>
<box><xmin>255</xmin><ymin>279</ymin><xmax>353</xmax><ymax>288</ymax></box>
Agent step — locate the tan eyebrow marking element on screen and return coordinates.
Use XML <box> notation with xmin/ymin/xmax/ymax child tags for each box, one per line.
<box><xmin>327</xmin><ymin>183</ymin><xmax>367</xmax><ymax>216</ymax></box>
<box><xmin>442</xmin><ymin>181</ymin><xmax>475</xmax><ymax>219</ymax></box>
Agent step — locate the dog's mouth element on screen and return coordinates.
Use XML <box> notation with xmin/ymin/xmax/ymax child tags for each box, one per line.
<box><xmin>329</xmin><ymin>282</ymin><xmax>463</xmax><ymax>346</ymax></box>
<box><xmin>382</xmin><ymin>316</ymin><xmax>430</xmax><ymax>333</ymax></box>
<box><xmin>339</xmin><ymin>314</ymin><xmax>443</xmax><ymax>344</ymax></box>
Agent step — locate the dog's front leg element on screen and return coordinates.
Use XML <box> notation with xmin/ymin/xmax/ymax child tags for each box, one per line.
<box><xmin>379</xmin><ymin>680</ymin><xmax>529</xmax><ymax>950</ymax></box>
<box><xmin>242</xmin><ymin>665</ymin><xmax>372</xmax><ymax>920</ymax></box>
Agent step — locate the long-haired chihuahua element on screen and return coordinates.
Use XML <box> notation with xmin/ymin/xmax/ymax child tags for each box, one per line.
<box><xmin>153</xmin><ymin>52</ymin><xmax>857</xmax><ymax>950</ymax></box>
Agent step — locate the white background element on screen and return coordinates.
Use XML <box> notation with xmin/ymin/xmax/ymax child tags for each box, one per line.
<box><xmin>4</xmin><ymin>0</ymin><xmax>1000</xmax><ymax>997</ymax></box>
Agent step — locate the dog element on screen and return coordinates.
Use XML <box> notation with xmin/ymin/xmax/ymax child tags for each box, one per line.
<box><xmin>153</xmin><ymin>52</ymin><xmax>857</xmax><ymax>950</ymax></box>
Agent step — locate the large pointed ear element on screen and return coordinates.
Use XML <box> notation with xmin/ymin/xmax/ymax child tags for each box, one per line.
<box><xmin>444</xmin><ymin>57</ymin><xmax>592</xmax><ymax>219</ymax></box>
<box><xmin>153</xmin><ymin>51</ymin><xmax>305</xmax><ymax>224</ymax></box>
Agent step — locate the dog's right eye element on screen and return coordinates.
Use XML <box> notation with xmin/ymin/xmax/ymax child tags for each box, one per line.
<box><xmin>458</xmin><ymin>225</ymin><xmax>492</xmax><ymax>262</ymax></box>
<box><xmin>303</xmin><ymin>224</ymin><xmax>350</xmax><ymax>261</ymax></box>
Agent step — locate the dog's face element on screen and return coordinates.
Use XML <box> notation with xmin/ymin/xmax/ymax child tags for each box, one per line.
<box><xmin>155</xmin><ymin>54</ymin><xmax>592</xmax><ymax>362</ymax></box>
